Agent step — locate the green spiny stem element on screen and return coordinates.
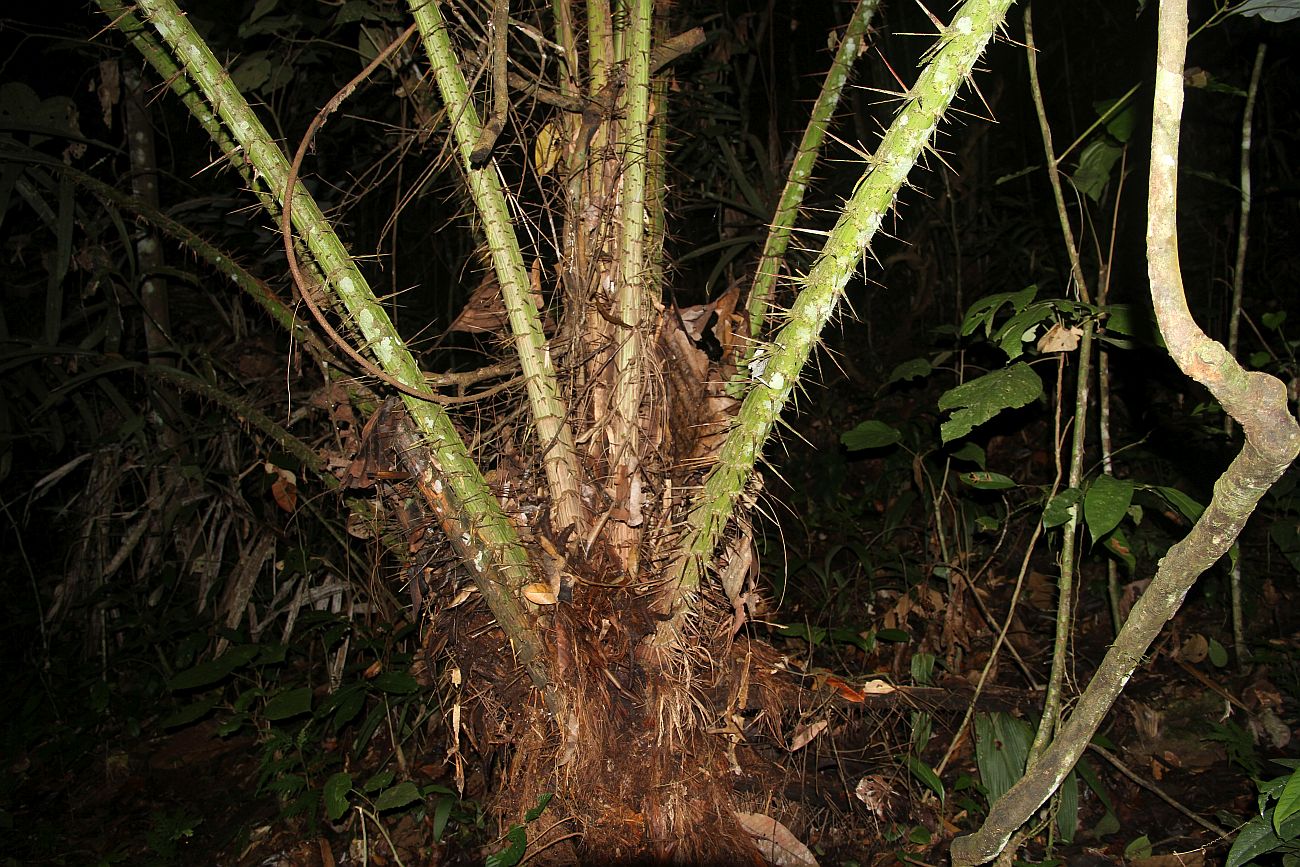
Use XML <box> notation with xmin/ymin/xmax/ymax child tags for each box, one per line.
<box><xmin>408</xmin><ymin>0</ymin><xmax>584</xmax><ymax>534</ymax></box>
<box><xmin>738</xmin><ymin>0</ymin><xmax>880</xmax><ymax>356</ymax></box>
<box><xmin>117</xmin><ymin>0</ymin><xmax>552</xmax><ymax>697</ymax></box>
<box><xmin>669</xmin><ymin>0</ymin><xmax>1015</xmax><ymax>618</ymax></box>
<box><xmin>607</xmin><ymin>0</ymin><xmax>654</xmax><ymax>531</ymax></box>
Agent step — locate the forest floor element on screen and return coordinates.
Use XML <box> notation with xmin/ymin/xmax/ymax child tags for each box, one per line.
<box><xmin>5</xmin><ymin>580</ymin><xmax>1293</xmax><ymax>866</ymax></box>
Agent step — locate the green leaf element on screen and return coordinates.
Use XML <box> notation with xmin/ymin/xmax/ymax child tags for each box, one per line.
<box><xmin>373</xmin><ymin>780</ymin><xmax>422</xmax><ymax>812</ymax></box>
<box><xmin>1234</xmin><ymin>0</ymin><xmax>1300</xmax><ymax>23</ymax></box>
<box><xmin>1275</xmin><ymin>770</ymin><xmax>1300</xmax><ymax>836</ymax></box>
<box><xmin>1084</xmin><ymin>474</ymin><xmax>1135</xmax><ymax>545</ymax></box>
<box><xmin>1209</xmin><ymin>638</ymin><xmax>1230</xmax><ymax>668</ymax></box>
<box><xmin>524</xmin><ymin>792</ymin><xmax>553</xmax><ymax>823</ymax></box>
<box><xmin>961</xmin><ymin>286</ymin><xmax>1038</xmax><ymax>339</ymax></box>
<box><xmin>1057</xmin><ymin>769</ymin><xmax>1078</xmax><ymax>844</ymax></box>
<box><xmin>1092</xmin><ymin>809</ymin><xmax>1120</xmax><ymax>838</ymax></box>
<box><xmin>1262</xmin><ymin>311</ymin><xmax>1287</xmax><ymax>331</ymax></box>
<box><xmin>249</xmin><ymin>0</ymin><xmax>279</xmax><ymax>23</ymax></box>
<box><xmin>323</xmin><ymin>772</ymin><xmax>353</xmax><ymax>821</ymax></box>
<box><xmin>777</xmin><ymin>623</ymin><xmax>827</xmax><ymax>646</ymax></box>
<box><xmin>959</xmin><ymin>471</ymin><xmax>1017</xmax><ymax>490</ymax></box>
<box><xmin>230</xmin><ymin>53</ymin><xmax>272</xmax><ymax>93</ymax></box>
<box><xmin>1071</xmin><ymin>139</ymin><xmax>1123</xmax><ymax>202</ymax></box>
<box><xmin>876</xmin><ymin>628</ymin><xmax>910</xmax><ymax>643</ymax></box>
<box><xmin>1123</xmin><ymin>834</ymin><xmax>1152</xmax><ymax>860</ymax></box>
<box><xmin>1094</xmin><ymin>96</ymin><xmax>1139</xmax><ymax>143</ymax></box>
<box><xmin>364</xmin><ymin>769</ymin><xmax>395</xmax><ymax>793</ymax></box>
<box><xmin>431</xmin><ymin>796</ymin><xmax>454</xmax><ymax>841</ymax></box>
<box><xmin>975</xmin><ymin>713</ymin><xmax>1033</xmax><ymax>803</ymax></box>
<box><xmin>1101</xmin><ymin>304</ymin><xmax>1151</xmax><ymax>338</ymax></box>
<box><xmin>1103</xmin><ymin>527</ymin><xmax>1137</xmax><ymax>572</ymax></box>
<box><xmin>1043</xmin><ymin>488</ymin><xmax>1081</xmax><ymax>528</ymax></box>
<box><xmin>949</xmin><ymin>442</ymin><xmax>987</xmax><ymax>468</ymax></box>
<box><xmin>938</xmin><ymin>363</ymin><xmax>1043</xmax><ymax>443</ymax></box>
<box><xmin>371</xmin><ymin>671</ymin><xmax>419</xmax><ymax>694</ymax></box>
<box><xmin>886</xmin><ymin>358</ymin><xmax>932</xmax><ymax>385</ymax></box>
<box><xmin>160</xmin><ymin>695</ymin><xmax>220</xmax><ymax>729</ymax></box>
<box><xmin>910</xmin><ymin>652</ymin><xmax>937</xmax><ymax>687</ymax></box>
<box><xmin>841</xmin><ymin>420</ymin><xmax>902</xmax><ymax>451</ymax></box>
<box><xmin>216</xmin><ymin>714</ymin><xmax>248</xmax><ymax>736</ymax></box>
<box><xmin>330</xmin><ymin>685</ymin><xmax>366</xmax><ymax>730</ymax></box>
<box><xmin>168</xmin><ymin>645</ymin><xmax>261</xmax><ymax>691</ymax></box>
<box><xmin>991</xmin><ymin>301</ymin><xmax>1058</xmax><ymax>360</ymax></box>
<box><xmin>486</xmin><ymin>825</ymin><xmax>528</xmax><ymax>867</ymax></box>
<box><xmin>905</xmin><ymin>755</ymin><xmax>944</xmax><ymax>804</ymax></box>
<box><xmin>263</xmin><ymin>687</ymin><xmax>313</xmax><ymax>721</ymax></box>
<box><xmin>1152</xmin><ymin>485</ymin><xmax>1204</xmax><ymax>523</ymax></box>
<box><xmin>1229</xmin><ymin>812</ymin><xmax>1285</xmax><ymax>867</ymax></box>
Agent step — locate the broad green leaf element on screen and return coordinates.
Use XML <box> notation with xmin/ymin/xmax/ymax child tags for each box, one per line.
<box><xmin>525</xmin><ymin>792</ymin><xmax>553</xmax><ymax>822</ymax></box>
<box><xmin>263</xmin><ymin>686</ymin><xmax>312</xmax><ymax>721</ymax></box>
<box><xmin>486</xmin><ymin>825</ymin><xmax>528</xmax><ymax>867</ymax></box>
<box><xmin>371</xmin><ymin>670</ymin><xmax>419</xmax><ymax>694</ymax></box>
<box><xmin>364</xmin><ymin>769</ymin><xmax>396</xmax><ymax>793</ymax></box>
<box><xmin>1092</xmin><ymin>810</ymin><xmax>1120</xmax><ymax>838</ymax></box>
<box><xmin>905</xmin><ymin>755</ymin><xmax>944</xmax><ymax>804</ymax></box>
<box><xmin>959</xmin><ymin>471</ymin><xmax>1017</xmax><ymax>490</ymax></box>
<box><xmin>1094</xmin><ymin>96</ymin><xmax>1138</xmax><ymax>142</ymax></box>
<box><xmin>1057</xmin><ymin>769</ymin><xmax>1078</xmax><ymax>844</ymax></box>
<box><xmin>230</xmin><ymin>53</ymin><xmax>272</xmax><ymax>93</ymax></box>
<box><xmin>876</xmin><ymin>628</ymin><xmax>909</xmax><ymax>643</ymax></box>
<box><xmin>938</xmin><ymin>363</ymin><xmax>1043</xmax><ymax>443</ymax></box>
<box><xmin>887</xmin><ymin>358</ymin><xmax>932</xmax><ymax>384</ymax></box>
<box><xmin>374</xmin><ymin>780</ymin><xmax>422</xmax><ymax>812</ymax></box>
<box><xmin>1209</xmin><ymin>638</ymin><xmax>1230</xmax><ymax>668</ymax></box>
<box><xmin>974</xmin><ymin>713</ymin><xmax>1033</xmax><ymax>803</ymax></box>
<box><xmin>249</xmin><ymin>0</ymin><xmax>279</xmax><ymax>24</ymax></box>
<box><xmin>840</xmin><ymin>420</ymin><xmax>902</xmax><ymax>451</ymax></box>
<box><xmin>910</xmin><ymin>652</ymin><xmax>936</xmax><ymax>687</ymax></box>
<box><xmin>1229</xmin><ymin>812</ymin><xmax>1285</xmax><ymax>867</ymax></box>
<box><xmin>324</xmin><ymin>772</ymin><xmax>353</xmax><ymax>821</ymax></box>
<box><xmin>1262</xmin><ymin>311</ymin><xmax>1287</xmax><ymax>331</ymax></box>
<box><xmin>961</xmin><ymin>286</ymin><xmax>1038</xmax><ymax>338</ymax></box>
<box><xmin>1084</xmin><ymin>474</ymin><xmax>1135</xmax><ymax>545</ymax></box>
<box><xmin>1276</xmin><ymin>770</ymin><xmax>1300</xmax><ymax>835</ymax></box>
<box><xmin>160</xmin><ymin>695</ymin><xmax>220</xmax><ymax>729</ymax></box>
<box><xmin>949</xmin><ymin>442</ymin><xmax>986</xmax><ymax>468</ymax></box>
<box><xmin>432</xmin><ymin>795</ymin><xmax>454</xmax><ymax>841</ymax></box>
<box><xmin>991</xmin><ymin>301</ymin><xmax>1058</xmax><ymax>359</ymax></box>
<box><xmin>1071</xmin><ymin>139</ymin><xmax>1123</xmax><ymax>202</ymax></box>
<box><xmin>168</xmin><ymin>645</ymin><xmax>261</xmax><ymax>691</ymax></box>
<box><xmin>1103</xmin><ymin>527</ymin><xmax>1136</xmax><ymax>572</ymax></box>
<box><xmin>1043</xmin><ymin>488</ymin><xmax>1082</xmax><ymax>528</ymax></box>
<box><xmin>1152</xmin><ymin>485</ymin><xmax>1204</xmax><ymax>523</ymax></box>
<box><xmin>1124</xmin><ymin>834</ymin><xmax>1152</xmax><ymax>860</ymax></box>
<box><xmin>1234</xmin><ymin>0</ymin><xmax>1300</xmax><ymax>22</ymax></box>
<box><xmin>329</xmin><ymin>685</ymin><xmax>366</xmax><ymax>730</ymax></box>
<box><xmin>777</xmin><ymin>623</ymin><xmax>827</xmax><ymax>646</ymax></box>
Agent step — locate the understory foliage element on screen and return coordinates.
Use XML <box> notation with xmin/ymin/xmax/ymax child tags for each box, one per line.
<box><xmin>2</xmin><ymin>0</ymin><xmax>1299</xmax><ymax>864</ymax></box>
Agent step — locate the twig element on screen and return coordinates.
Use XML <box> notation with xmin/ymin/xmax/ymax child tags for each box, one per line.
<box><xmin>1087</xmin><ymin>744</ymin><xmax>1230</xmax><ymax>839</ymax></box>
<box><xmin>469</xmin><ymin>0</ymin><xmax>509</xmax><ymax>166</ymax></box>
